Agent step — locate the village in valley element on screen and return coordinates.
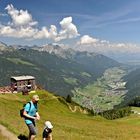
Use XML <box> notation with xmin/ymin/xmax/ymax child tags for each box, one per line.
<box><xmin>73</xmin><ymin>67</ymin><xmax>128</xmax><ymax>112</ymax></box>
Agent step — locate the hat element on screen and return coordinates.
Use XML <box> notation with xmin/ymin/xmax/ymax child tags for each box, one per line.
<box><xmin>45</xmin><ymin>121</ymin><xmax>53</xmax><ymax>129</ymax></box>
<box><xmin>32</xmin><ymin>95</ymin><xmax>40</xmax><ymax>101</ymax></box>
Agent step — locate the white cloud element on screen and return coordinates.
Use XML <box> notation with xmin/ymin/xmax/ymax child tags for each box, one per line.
<box><xmin>49</xmin><ymin>25</ymin><xmax>58</xmax><ymax>40</ymax></box>
<box><xmin>0</xmin><ymin>25</ymin><xmax>15</xmax><ymax>36</ymax></box>
<box><xmin>0</xmin><ymin>5</ymin><xmax>79</xmax><ymax>42</ymax></box>
<box><xmin>17</xmin><ymin>27</ymin><xmax>37</xmax><ymax>38</ymax></box>
<box><xmin>116</xmin><ymin>43</ymin><xmax>125</xmax><ymax>47</ymax></box>
<box><xmin>0</xmin><ymin>13</ymin><xmax>7</xmax><ymax>17</ymax></box>
<box><xmin>0</xmin><ymin>25</ymin><xmax>37</xmax><ymax>38</ymax></box>
<box><xmin>54</xmin><ymin>17</ymin><xmax>80</xmax><ymax>42</ymax></box>
<box><xmin>77</xmin><ymin>35</ymin><xmax>99</xmax><ymax>45</ymax></box>
<box><xmin>33</xmin><ymin>25</ymin><xmax>57</xmax><ymax>40</ymax></box>
<box><xmin>5</xmin><ymin>4</ymin><xmax>37</xmax><ymax>27</ymax></box>
<box><xmin>33</xmin><ymin>27</ymin><xmax>49</xmax><ymax>39</ymax></box>
<box><xmin>100</xmin><ymin>40</ymin><xmax>110</xmax><ymax>44</ymax></box>
<box><xmin>76</xmin><ymin>37</ymin><xmax>140</xmax><ymax>54</ymax></box>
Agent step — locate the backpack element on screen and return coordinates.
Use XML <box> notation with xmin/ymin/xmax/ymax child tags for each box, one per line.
<box><xmin>20</xmin><ymin>102</ymin><xmax>31</xmax><ymax>118</ymax></box>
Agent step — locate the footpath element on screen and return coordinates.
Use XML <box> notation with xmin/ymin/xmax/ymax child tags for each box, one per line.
<box><xmin>0</xmin><ymin>124</ymin><xmax>18</xmax><ymax>140</ymax></box>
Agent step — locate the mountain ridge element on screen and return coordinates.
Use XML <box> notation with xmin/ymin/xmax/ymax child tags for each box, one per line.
<box><xmin>0</xmin><ymin>42</ymin><xmax>120</xmax><ymax>98</ymax></box>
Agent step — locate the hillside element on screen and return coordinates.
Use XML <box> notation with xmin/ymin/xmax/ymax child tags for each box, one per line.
<box><xmin>0</xmin><ymin>91</ymin><xmax>140</xmax><ymax>140</ymax></box>
<box><xmin>119</xmin><ymin>68</ymin><xmax>140</xmax><ymax>105</ymax></box>
<box><xmin>35</xmin><ymin>44</ymin><xmax>120</xmax><ymax>79</ymax></box>
<box><xmin>0</xmin><ymin>44</ymin><xmax>120</xmax><ymax>97</ymax></box>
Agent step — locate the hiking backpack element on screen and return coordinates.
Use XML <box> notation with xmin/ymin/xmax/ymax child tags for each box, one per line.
<box><xmin>20</xmin><ymin>102</ymin><xmax>31</xmax><ymax>118</ymax></box>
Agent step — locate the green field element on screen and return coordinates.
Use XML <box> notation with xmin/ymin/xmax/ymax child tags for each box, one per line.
<box><xmin>72</xmin><ymin>67</ymin><xmax>127</xmax><ymax>112</ymax></box>
<box><xmin>0</xmin><ymin>90</ymin><xmax>140</xmax><ymax>140</ymax></box>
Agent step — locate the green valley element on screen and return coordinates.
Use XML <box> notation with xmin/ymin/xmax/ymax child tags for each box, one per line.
<box><xmin>72</xmin><ymin>67</ymin><xmax>128</xmax><ymax>112</ymax></box>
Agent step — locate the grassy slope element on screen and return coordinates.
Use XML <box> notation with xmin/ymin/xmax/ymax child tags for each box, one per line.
<box><xmin>0</xmin><ymin>90</ymin><xmax>140</xmax><ymax>140</ymax></box>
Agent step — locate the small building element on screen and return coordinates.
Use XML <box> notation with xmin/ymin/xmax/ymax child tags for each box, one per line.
<box><xmin>11</xmin><ymin>75</ymin><xmax>36</xmax><ymax>93</ymax></box>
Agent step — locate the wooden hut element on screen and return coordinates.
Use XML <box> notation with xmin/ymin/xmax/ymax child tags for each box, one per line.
<box><xmin>11</xmin><ymin>75</ymin><xmax>36</xmax><ymax>93</ymax></box>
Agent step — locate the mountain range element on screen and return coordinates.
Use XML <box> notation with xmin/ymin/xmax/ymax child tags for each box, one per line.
<box><xmin>0</xmin><ymin>42</ymin><xmax>140</xmax><ymax>110</ymax></box>
<box><xmin>0</xmin><ymin>42</ymin><xmax>120</xmax><ymax>97</ymax></box>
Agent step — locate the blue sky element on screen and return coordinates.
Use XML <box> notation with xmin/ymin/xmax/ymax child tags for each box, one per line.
<box><xmin>0</xmin><ymin>0</ymin><xmax>140</xmax><ymax>54</ymax></box>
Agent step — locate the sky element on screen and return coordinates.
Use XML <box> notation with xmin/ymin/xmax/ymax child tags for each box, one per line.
<box><xmin>0</xmin><ymin>0</ymin><xmax>140</xmax><ymax>56</ymax></box>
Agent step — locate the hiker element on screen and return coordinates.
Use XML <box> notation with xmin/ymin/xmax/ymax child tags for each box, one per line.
<box><xmin>23</xmin><ymin>95</ymin><xmax>40</xmax><ymax>140</ymax></box>
<box><xmin>42</xmin><ymin>121</ymin><xmax>53</xmax><ymax>140</ymax></box>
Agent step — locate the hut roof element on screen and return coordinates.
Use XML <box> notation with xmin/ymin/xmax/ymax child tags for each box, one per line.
<box><xmin>11</xmin><ymin>76</ymin><xmax>35</xmax><ymax>81</ymax></box>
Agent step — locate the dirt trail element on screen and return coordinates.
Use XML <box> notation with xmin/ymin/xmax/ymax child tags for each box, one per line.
<box><xmin>0</xmin><ymin>124</ymin><xmax>18</xmax><ymax>140</ymax></box>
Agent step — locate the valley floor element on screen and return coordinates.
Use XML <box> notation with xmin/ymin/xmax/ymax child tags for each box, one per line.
<box><xmin>73</xmin><ymin>67</ymin><xmax>127</xmax><ymax>112</ymax></box>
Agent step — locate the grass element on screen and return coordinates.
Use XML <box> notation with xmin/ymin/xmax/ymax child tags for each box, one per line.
<box><xmin>6</xmin><ymin>58</ymin><xmax>35</xmax><ymax>66</ymax></box>
<box><xmin>80</xmin><ymin>72</ymin><xmax>91</xmax><ymax>77</ymax></box>
<box><xmin>63</xmin><ymin>77</ymin><xmax>78</xmax><ymax>85</ymax></box>
<box><xmin>0</xmin><ymin>90</ymin><xmax>140</xmax><ymax>140</ymax></box>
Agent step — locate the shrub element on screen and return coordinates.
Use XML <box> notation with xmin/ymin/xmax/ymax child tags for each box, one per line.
<box><xmin>99</xmin><ymin>107</ymin><xmax>132</xmax><ymax>120</ymax></box>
